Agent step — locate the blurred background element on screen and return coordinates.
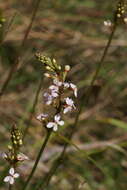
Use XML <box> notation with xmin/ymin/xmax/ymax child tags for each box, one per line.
<box><xmin>1</xmin><ymin>0</ymin><xmax>127</xmax><ymax>189</ymax></box>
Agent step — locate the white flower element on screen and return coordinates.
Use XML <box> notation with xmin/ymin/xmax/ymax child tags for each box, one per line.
<box><xmin>63</xmin><ymin>82</ymin><xmax>77</xmax><ymax>97</ymax></box>
<box><xmin>51</xmin><ymin>90</ymin><xmax>59</xmax><ymax>98</ymax></box>
<box><xmin>1</xmin><ymin>152</ymin><xmax>8</xmax><ymax>159</ymax></box>
<box><xmin>104</xmin><ymin>20</ymin><xmax>112</xmax><ymax>27</ymax></box>
<box><xmin>53</xmin><ymin>78</ymin><xmax>62</xmax><ymax>87</ymax></box>
<box><xmin>44</xmin><ymin>92</ymin><xmax>53</xmax><ymax>105</ymax></box>
<box><xmin>37</xmin><ymin>113</ymin><xmax>48</xmax><ymax>121</ymax></box>
<box><xmin>63</xmin><ymin>97</ymin><xmax>76</xmax><ymax>114</ymax></box>
<box><xmin>63</xmin><ymin>82</ymin><xmax>70</xmax><ymax>89</ymax></box>
<box><xmin>70</xmin><ymin>83</ymin><xmax>77</xmax><ymax>97</ymax></box>
<box><xmin>47</xmin><ymin>114</ymin><xmax>64</xmax><ymax>131</ymax></box>
<box><xmin>49</xmin><ymin>85</ymin><xmax>59</xmax><ymax>92</ymax></box>
<box><xmin>4</xmin><ymin>168</ymin><xmax>19</xmax><ymax>185</ymax></box>
<box><xmin>17</xmin><ymin>153</ymin><xmax>29</xmax><ymax>161</ymax></box>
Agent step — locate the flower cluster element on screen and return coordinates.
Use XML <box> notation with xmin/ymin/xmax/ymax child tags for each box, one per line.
<box><xmin>115</xmin><ymin>0</ymin><xmax>127</xmax><ymax>24</ymax></box>
<box><xmin>36</xmin><ymin>54</ymin><xmax>77</xmax><ymax>132</ymax></box>
<box><xmin>2</xmin><ymin>124</ymin><xmax>29</xmax><ymax>185</ymax></box>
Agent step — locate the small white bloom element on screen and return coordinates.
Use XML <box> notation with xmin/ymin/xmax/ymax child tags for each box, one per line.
<box><xmin>51</xmin><ymin>90</ymin><xmax>59</xmax><ymax>98</ymax></box>
<box><xmin>37</xmin><ymin>113</ymin><xmax>48</xmax><ymax>121</ymax></box>
<box><xmin>65</xmin><ymin>97</ymin><xmax>75</xmax><ymax>107</ymax></box>
<box><xmin>70</xmin><ymin>83</ymin><xmax>77</xmax><ymax>97</ymax></box>
<box><xmin>54</xmin><ymin>114</ymin><xmax>64</xmax><ymax>126</ymax></box>
<box><xmin>53</xmin><ymin>78</ymin><xmax>62</xmax><ymax>87</ymax></box>
<box><xmin>44</xmin><ymin>92</ymin><xmax>53</xmax><ymax>105</ymax></box>
<box><xmin>47</xmin><ymin>122</ymin><xmax>58</xmax><ymax>131</ymax></box>
<box><xmin>63</xmin><ymin>82</ymin><xmax>70</xmax><ymax>89</ymax></box>
<box><xmin>63</xmin><ymin>97</ymin><xmax>76</xmax><ymax>114</ymax></box>
<box><xmin>4</xmin><ymin>168</ymin><xmax>19</xmax><ymax>185</ymax></box>
<box><xmin>104</xmin><ymin>20</ymin><xmax>112</xmax><ymax>27</ymax></box>
<box><xmin>1</xmin><ymin>152</ymin><xmax>8</xmax><ymax>159</ymax></box>
<box><xmin>46</xmin><ymin>114</ymin><xmax>64</xmax><ymax>131</ymax></box>
<box><xmin>17</xmin><ymin>153</ymin><xmax>29</xmax><ymax>161</ymax></box>
<box><xmin>49</xmin><ymin>85</ymin><xmax>59</xmax><ymax>92</ymax></box>
<box><xmin>63</xmin><ymin>106</ymin><xmax>72</xmax><ymax>114</ymax></box>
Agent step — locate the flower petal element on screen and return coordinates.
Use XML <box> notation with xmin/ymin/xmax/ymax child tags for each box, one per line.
<box><xmin>63</xmin><ymin>106</ymin><xmax>72</xmax><ymax>114</ymax></box>
<box><xmin>9</xmin><ymin>177</ymin><xmax>14</xmax><ymax>185</ymax></box>
<box><xmin>53</xmin><ymin>125</ymin><xmax>58</xmax><ymax>131</ymax></box>
<box><xmin>64</xmin><ymin>82</ymin><xmax>70</xmax><ymax>89</ymax></box>
<box><xmin>49</xmin><ymin>85</ymin><xmax>59</xmax><ymax>91</ymax></box>
<box><xmin>51</xmin><ymin>91</ymin><xmax>58</xmax><ymax>98</ymax></box>
<box><xmin>4</xmin><ymin>176</ymin><xmax>10</xmax><ymax>182</ymax></box>
<box><xmin>14</xmin><ymin>173</ymin><xmax>20</xmax><ymax>178</ymax></box>
<box><xmin>65</xmin><ymin>97</ymin><xmax>74</xmax><ymax>106</ymax></box>
<box><xmin>58</xmin><ymin>120</ymin><xmax>64</xmax><ymax>126</ymax></box>
<box><xmin>54</xmin><ymin>114</ymin><xmax>60</xmax><ymax>122</ymax></box>
<box><xmin>70</xmin><ymin>83</ymin><xmax>76</xmax><ymax>89</ymax></box>
<box><xmin>9</xmin><ymin>168</ymin><xmax>14</xmax><ymax>175</ymax></box>
<box><xmin>17</xmin><ymin>153</ymin><xmax>29</xmax><ymax>161</ymax></box>
<box><xmin>47</xmin><ymin>122</ymin><xmax>55</xmax><ymax>128</ymax></box>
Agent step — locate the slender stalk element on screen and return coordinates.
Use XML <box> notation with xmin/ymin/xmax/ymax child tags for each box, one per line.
<box><xmin>9</xmin><ymin>184</ymin><xmax>12</xmax><ymax>190</ymax></box>
<box><xmin>37</xmin><ymin>22</ymin><xmax>117</xmax><ymax>190</ymax></box>
<box><xmin>21</xmin><ymin>0</ymin><xmax>42</xmax><ymax>47</ymax></box>
<box><xmin>0</xmin><ymin>0</ymin><xmax>42</xmax><ymax>99</ymax></box>
<box><xmin>23</xmin><ymin>78</ymin><xmax>43</xmax><ymax>140</ymax></box>
<box><xmin>22</xmin><ymin>130</ymin><xmax>52</xmax><ymax>190</ymax></box>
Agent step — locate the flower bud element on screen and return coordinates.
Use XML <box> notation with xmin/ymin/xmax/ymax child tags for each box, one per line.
<box><xmin>53</xmin><ymin>58</ymin><xmax>56</xmax><ymax>64</ymax></box>
<box><xmin>44</xmin><ymin>73</ymin><xmax>51</xmax><ymax>78</ymax></box>
<box><xmin>65</xmin><ymin>65</ymin><xmax>71</xmax><ymax>72</ymax></box>
<box><xmin>58</xmin><ymin>66</ymin><xmax>61</xmax><ymax>70</ymax></box>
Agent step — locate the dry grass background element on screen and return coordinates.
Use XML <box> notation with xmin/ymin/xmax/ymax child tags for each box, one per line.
<box><xmin>1</xmin><ymin>0</ymin><xmax>127</xmax><ymax>189</ymax></box>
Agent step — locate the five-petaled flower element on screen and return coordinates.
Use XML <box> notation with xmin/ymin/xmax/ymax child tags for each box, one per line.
<box><xmin>47</xmin><ymin>114</ymin><xmax>64</xmax><ymax>131</ymax></box>
<box><xmin>63</xmin><ymin>97</ymin><xmax>76</xmax><ymax>114</ymax></box>
<box><xmin>4</xmin><ymin>168</ymin><xmax>19</xmax><ymax>185</ymax></box>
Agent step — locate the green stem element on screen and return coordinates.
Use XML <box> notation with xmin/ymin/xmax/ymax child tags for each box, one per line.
<box><xmin>37</xmin><ymin>23</ymin><xmax>117</xmax><ymax>190</ymax></box>
<box><xmin>21</xmin><ymin>0</ymin><xmax>42</xmax><ymax>47</ymax></box>
<box><xmin>22</xmin><ymin>130</ymin><xmax>52</xmax><ymax>190</ymax></box>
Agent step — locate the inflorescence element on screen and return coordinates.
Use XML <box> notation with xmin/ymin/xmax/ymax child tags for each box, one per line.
<box><xmin>2</xmin><ymin>124</ymin><xmax>29</xmax><ymax>185</ymax></box>
<box><xmin>36</xmin><ymin>54</ymin><xmax>77</xmax><ymax>132</ymax></box>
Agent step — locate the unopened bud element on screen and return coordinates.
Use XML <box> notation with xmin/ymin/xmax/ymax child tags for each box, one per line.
<box><xmin>58</xmin><ymin>66</ymin><xmax>61</xmax><ymax>70</ymax></box>
<box><xmin>104</xmin><ymin>20</ymin><xmax>112</xmax><ymax>27</ymax></box>
<box><xmin>46</xmin><ymin>66</ymin><xmax>51</xmax><ymax>70</ymax></box>
<box><xmin>65</xmin><ymin>65</ymin><xmax>71</xmax><ymax>71</ymax></box>
<box><xmin>44</xmin><ymin>73</ymin><xmax>51</xmax><ymax>78</ymax></box>
<box><xmin>53</xmin><ymin>58</ymin><xmax>56</xmax><ymax>64</ymax></box>
<box><xmin>124</xmin><ymin>17</ymin><xmax>127</xmax><ymax>23</ymax></box>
